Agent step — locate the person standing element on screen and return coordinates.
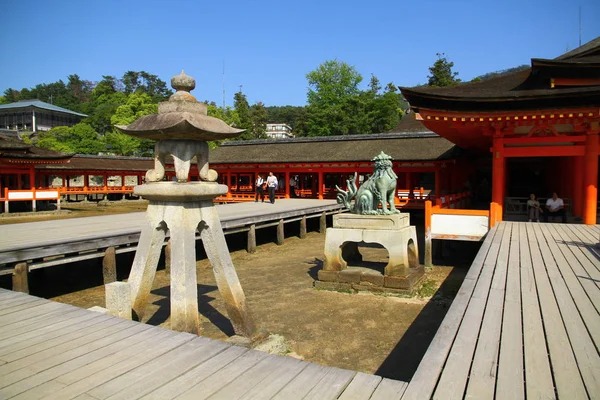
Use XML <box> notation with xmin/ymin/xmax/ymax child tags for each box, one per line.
<box><xmin>255</xmin><ymin>174</ymin><xmax>265</xmax><ymax>202</ymax></box>
<box><xmin>289</xmin><ymin>175</ymin><xmax>297</xmax><ymax>198</ymax></box>
<box><xmin>266</xmin><ymin>172</ymin><xmax>278</xmax><ymax>204</ymax></box>
<box><xmin>545</xmin><ymin>192</ymin><xmax>567</xmax><ymax>223</ymax></box>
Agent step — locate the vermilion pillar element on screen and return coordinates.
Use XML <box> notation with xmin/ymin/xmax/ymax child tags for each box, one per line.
<box><xmin>285</xmin><ymin>171</ymin><xmax>290</xmax><ymax>199</ymax></box>
<box><xmin>583</xmin><ymin>133</ymin><xmax>598</xmax><ymax>225</ymax></box>
<box><xmin>226</xmin><ymin>171</ymin><xmax>232</xmax><ymax>198</ymax></box>
<box><xmin>492</xmin><ymin>136</ymin><xmax>505</xmax><ymax>222</ymax></box>
<box><xmin>434</xmin><ymin>168</ymin><xmax>440</xmax><ymax>203</ymax></box>
<box><xmin>318</xmin><ymin>171</ymin><xmax>324</xmax><ymax>200</ymax></box>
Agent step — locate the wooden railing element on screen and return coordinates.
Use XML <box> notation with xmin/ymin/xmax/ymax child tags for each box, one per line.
<box><xmin>2</xmin><ymin>188</ymin><xmax>61</xmax><ymax>213</ymax></box>
<box><xmin>59</xmin><ymin>186</ymin><xmax>136</xmax><ymax>195</ymax></box>
<box><xmin>424</xmin><ymin>199</ymin><xmax>498</xmax><ymax>267</ymax></box>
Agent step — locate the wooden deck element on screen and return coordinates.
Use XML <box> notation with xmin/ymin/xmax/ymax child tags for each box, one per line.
<box><xmin>2</xmin><ymin>220</ymin><xmax>599</xmax><ymax>399</ymax></box>
<box><xmin>0</xmin><ymin>199</ymin><xmax>344</xmax><ymax>273</ymax></box>
<box><xmin>0</xmin><ymin>288</ymin><xmax>408</xmax><ymax>400</ymax></box>
<box><xmin>402</xmin><ymin>221</ymin><xmax>600</xmax><ymax>400</ymax></box>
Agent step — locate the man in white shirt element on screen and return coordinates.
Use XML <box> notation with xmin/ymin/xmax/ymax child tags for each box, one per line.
<box><xmin>255</xmin><ymin>175</ymin><xmax>265</xmax><ymax>202</ymax></box>
<box><xmin>545</xmin><ymin>192</ymin><xmax>566</xmax><ymax>223</ymax></box>
<box><xmin>266</xmin><ymin>172</ymin><xmax>278</xmax><ymax>204</ymax></box>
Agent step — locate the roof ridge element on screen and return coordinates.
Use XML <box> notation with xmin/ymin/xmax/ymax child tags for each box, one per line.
<box><xmin>220</xmin><ymin>132</ymin><xmax>439</xmax><ymax>147</ymax></box>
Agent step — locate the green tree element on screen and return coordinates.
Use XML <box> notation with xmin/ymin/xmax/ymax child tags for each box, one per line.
<box><xmin>82</xmin><ymin>92</ymin><xmax>128</xmax><ymax>135</ymax></box>
<box><xmin>305</xmin><ymin>60</ymin><xmax>363</xmax><ymax>136</ymax></box>
<box><xmin>306</xmin><ymin>59</ymin><xmax>362</xmax><ymax>106</ymax></box>
<box><xmin>36</xmin><ymin>123</ymin><xmax>104</xmax><ymax>154</ymax></box>
<box><xmin>0</xmin><ymin>96</ymin><xmax>9</xmax><ymax>105</ymax></box>
<box><xmin>92</xmin><ymin>75</ymin><xmax>119</xmax><ymax>98</ymax></box>
<box><xmin>384</xmin><ymin>82</ymin><xmax>398</xmax><ymax>93</ymax></box>
<box><xmin>106</xmin><ymin>92</ymin><xmax>157</xmax><ymax>155</ymax></box>
<box><xmin>3</xmin><ymin>88</ymin><xmax>19</xmax><ymax>103</ymax></box>
<box><xmin>368</xmin><ymin>74</ymin><xmax>382</xmax><ymax>94</ymax></box>
<box><xmin>250</xmin><ymin>102</ymin><xmax>268</xmax><ymax>139</ymax></box>
<box><xmin>427</xmin><ymin>53</ymin><xmax>460</xmax><ymax>87</ymax></box>
<box><xmin>121</xmin><ymin>71</ymin><xmax>171</xmax><ymax>102</ymax></box>
<box><xmin>233</xmin><ymin>91</ymin><xmax>252</xmax><ymax>133</ymax></box>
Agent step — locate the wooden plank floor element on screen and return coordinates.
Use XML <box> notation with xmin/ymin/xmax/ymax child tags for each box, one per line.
<box><xmin>401</xmin><ymin>221</ymin><xmax>600</xmax><ymax>400</ymax></box>
<box><xmin>0</xmin><ymin>199</ymin><xmax>343</xmax><ymax>267</ymax></box>
<box><xmin>0</xmin><ymin>288</ymin><xmax>407</xmax><ymax>400</ymax></box>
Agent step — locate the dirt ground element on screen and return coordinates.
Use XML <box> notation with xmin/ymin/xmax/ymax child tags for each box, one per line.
<box><xmin>1</xmin><ymin>201</ymin><xmax>473</xmax><ymax>381</ymax></box>
<box><xmin>0</xmin><ymin>200</ymin><xmax>149</xmax><ymax>225</ymax></box>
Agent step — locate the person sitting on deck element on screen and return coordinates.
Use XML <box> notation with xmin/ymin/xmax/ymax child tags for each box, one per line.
<box><xmin>545</xmin><ymin>192</ymin><xmax>567</xmax><ymax>223</ymax></box>
<box><xmin>527</xmin><ymin>193</ymin><xmax>543</xmax><ymax>222</ymax></box>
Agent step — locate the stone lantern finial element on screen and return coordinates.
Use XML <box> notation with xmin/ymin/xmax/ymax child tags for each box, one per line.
<box><xmin>169</xmin><ymin>70</ymin><xmax>197</xmax><ymax>102</ymax></box>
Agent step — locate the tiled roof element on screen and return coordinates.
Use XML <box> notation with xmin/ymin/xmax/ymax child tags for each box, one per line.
<box><xmin>0</xmin><ymin>133</ymin><xmax>72</xmax><ymax>161</ymax></box>
<box><xmin>0</xmin><ymin>100</ymin><xmax>87</xmax><ymax>117</ymax></box>
<box><xmin>209</xmin><ymin>133</ymin><xmax>458</xmax><ymax>164</ymax></box>
<box><xmin>400</xmin><ymin>36</ymin><xmax>600</xmax><ymax>112</ymax></box>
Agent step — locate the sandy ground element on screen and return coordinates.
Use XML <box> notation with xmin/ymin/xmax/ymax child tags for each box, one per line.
<box><xmin>1</xmin><ymin>201</ymin><xmax>473</xmax><ymax>381</ymax></box>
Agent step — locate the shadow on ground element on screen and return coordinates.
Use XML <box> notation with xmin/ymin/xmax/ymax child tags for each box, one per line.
<box><xmin>375</xmin><ymin>265</ymin><xmax>466</xmax><ymax>381</ymax></box>
<box><xmin>145</xmin><ymin>284</ymin><xmax>235</xmax><ymax>336</ymax></box>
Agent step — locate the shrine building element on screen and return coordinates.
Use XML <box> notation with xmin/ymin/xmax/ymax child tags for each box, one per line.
<box><xmin>400</xmin><ymin>36</ymin><xmax>600</xmax><ymax>224</ymax></box>
<box><xmin>0</xmin><ymin>100</ymin><xmax>87</xmax><ymax>133</ymax></box>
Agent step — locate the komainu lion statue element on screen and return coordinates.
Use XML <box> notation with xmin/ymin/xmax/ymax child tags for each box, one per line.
<box><xmin>336</xmin><ymin>151</ymin><xmax>400</xmax><ymax>215</ymax></box>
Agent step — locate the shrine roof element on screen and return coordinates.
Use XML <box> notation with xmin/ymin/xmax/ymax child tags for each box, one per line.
<box><xmin>35</xmin><ymin>133</ymin><xmax>460</xmax><ymax>171</ymax></box>
<box><xmin>386</xmin><ymin>113</ymin><xmax>432</xmax><ymax>133</ymax></box>
<box><xmin>400</xmin><ymin>36</ymin><xmax>600</xmax><ymax>112</ymax></box>
<box><xmin>0</xmin><ymin>133</ymin><xmax>72</xmax><ymax>161</ymax></box>
<box><xmin>209</xmin><ymin>132</ymin><xmax>459</xmax><ymax>164</ymax></box>
<box><xmin>36</xmin><ymin>154</ymin><xmax>153</xmax><ymax>171</ymax></box>
<box><xmin>0</xmin><ymin>100</ymin><xmax>87</xmax><ymax>117</ymax></box>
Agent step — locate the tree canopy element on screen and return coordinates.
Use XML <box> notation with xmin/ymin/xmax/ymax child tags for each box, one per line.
<box><xmin>1</xmin><ymin>61</ymin><xmax>434</xmax><ymax>155</ymax></box>
<box><xmin>303</xmin><ymin>60</ymin><xmax>406</xmax><ymax>136</ymax></box>
<box><xmin>427</xmin><ymin>53</ymin><xmax>460</xmax><ymax>87</ymax></box>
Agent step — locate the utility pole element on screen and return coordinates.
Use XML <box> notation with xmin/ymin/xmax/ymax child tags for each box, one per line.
<box><xmin>222</xmin><ymin>60</ymin><xmax>225</xmax><ymax>109</ymax></box>
<box><xmin>579</xmin><ymin>5</ymin><xmax>582</xmax><ymax>47</ymax></box>
<box><xmin>239</xmin><ymin>85</ymin><xmax>243</xmax><ymax>94</ymax></box>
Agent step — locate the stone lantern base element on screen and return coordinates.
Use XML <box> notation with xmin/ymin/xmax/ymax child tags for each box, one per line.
<box><xmin>127</xmin><ymin>181</ymin><xmax>258</xmax><ymax>338</ymax></box>
<box><xmin>316</xmin><ymin>213</ymin><xmax>425</xmax><ymax>295</ymax></box>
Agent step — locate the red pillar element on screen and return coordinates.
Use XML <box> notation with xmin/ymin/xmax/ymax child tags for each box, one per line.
<box><xmin>29</xmin><ymin>167</ymin><xmax>35</xmax><ymax>190</ymax></box>
<box><xmin>434</xmin><ymin>168</ymin><xmax>440</xmax><ymax>202</ymax></box>
<box><xmin>318</xmin><ymin>171</ymin><xmax>324</xmax><ymax>200</ymax></box>
<box><xmin>492</xmin><ymin>136</ymin><xmax>505</xmax><ymax>222</ymax></box>
<box><xmin>572</xmin><ymin>156</ymin><xmax>584</xmax><ymax>218</ymax></box>
<box><xmin>583</xmin><ymin>133</ymin><xmax>598</xmax><ymax>225</ymax></box>
<box><xmin>226</xmin><ymin>171</ymin><xmax>232</xmax><ymax>198</ymax></box>
<box><xmin>285</xmin><ymin>171</ymin><xmax>290</xmax><ymax>199</ymax></box>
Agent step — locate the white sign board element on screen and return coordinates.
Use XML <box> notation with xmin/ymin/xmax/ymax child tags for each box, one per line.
<box><xmin>8</xmin><ymin>191</ymin><xmax>33</xmax><ymax>200</ymax></box>
<box><xmin>431</xmin><ymin>214</ymin><xmax>489</xmax><ymax>241</ymax></box>
<box><xmin>35</xmin><ymin>191</ymin><xmax>59</xmax><ymax>199</ymax></box>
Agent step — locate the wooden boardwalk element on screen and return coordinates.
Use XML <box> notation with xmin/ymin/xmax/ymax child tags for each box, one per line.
<box><xmin>2</xmin><ymin>220</ymin><xmax>599</xmax><ymax>399</ymax></box>
<box><xmin>402</xmin><ymin>221</ymin><xmax>600</xmax><ymax>400</ymax></box>
<box><xmin>0</xmin><ymin>199</ymin><xmax>343</xmax><ymax>273</ymax></box>
<box><xmin>0</xmin><ymin>288</ymin><xmax>407</xmax><ymax>400</ymax></box>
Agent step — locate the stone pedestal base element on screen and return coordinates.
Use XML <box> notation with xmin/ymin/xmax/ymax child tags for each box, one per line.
<box><xmin>124</xmin><ymin>182</ymin><xmax>257</xmax><ymax>338</ymax></box>
<box><xmin>318</xmin><ymin>213</ymin><xmax>424</xmax><ymax>294</ymax></box>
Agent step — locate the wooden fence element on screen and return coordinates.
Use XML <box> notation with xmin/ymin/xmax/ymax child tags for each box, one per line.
<box><xmin>424</xmin><ymin>199</ymin><xmax>498</xmax><ymax>268</ymax></box>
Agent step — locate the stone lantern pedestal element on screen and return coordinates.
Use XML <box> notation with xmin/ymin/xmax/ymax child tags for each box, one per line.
<box><xmin>111</xmin><ymin>71</ymin><xmax>259</xmax><ymax>339</ymax></box>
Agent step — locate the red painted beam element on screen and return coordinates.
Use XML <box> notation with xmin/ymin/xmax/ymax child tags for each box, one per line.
<box><xmin>504</xmin><ymin>145</ymin><xmax>585</xmax><ymax>158</ymax></box>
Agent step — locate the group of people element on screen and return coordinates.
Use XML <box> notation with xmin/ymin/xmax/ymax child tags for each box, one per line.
<box><xmin>527</xmin><ymin>192</ymin><xmax>567</xmax><ymax>223</ymax></box>
<box><xmin>255</xmin><ymin>173</ymin><xmax>299</xmax><ymax>204</ymax></box>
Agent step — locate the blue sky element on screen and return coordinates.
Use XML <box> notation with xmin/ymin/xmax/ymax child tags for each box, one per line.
<box><xmin>1</xmin><ymin>0</ymin><xmax>599</xmax><ymax>107</ymax></box>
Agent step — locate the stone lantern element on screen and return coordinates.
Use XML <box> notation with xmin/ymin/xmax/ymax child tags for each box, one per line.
<box><xmin>115</xmin><ymin>71</ymin><xmax>257</xmax><ymax>338</ymax></box>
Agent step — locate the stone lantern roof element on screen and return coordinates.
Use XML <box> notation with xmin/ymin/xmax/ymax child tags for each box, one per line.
<box><xmin>115</xmin><ymin>70</ymin><xmax>244</xmax><ymax>141</ymax></box>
